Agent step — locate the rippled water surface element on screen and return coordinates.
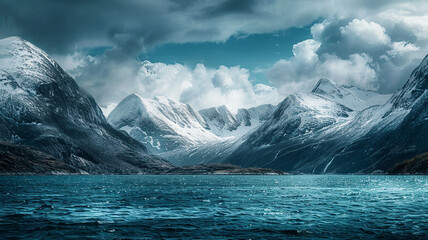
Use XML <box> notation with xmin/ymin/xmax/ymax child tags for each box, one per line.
<box><xmin>1</xmin><ymin>175</ymin><xmax>427</xmax><ymax>239</ymax></box>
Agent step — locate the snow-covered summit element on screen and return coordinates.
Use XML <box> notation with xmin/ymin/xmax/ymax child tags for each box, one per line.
<box><xmin>247</xmin><ymin>91</ymin><xmax>353</xmax><ymax>146</ymax></box>
<box><xmin>312</xmin><ymin>77</ymin><xmax>342</xmax><ymax>96</ymax></box>
<box><xmin>108</xmin><ymin>94</ymin><xmax>220</xmax><ymax>154</ymax></box>
<box><xmin>0</xmin><ymin>36</ymin><xmax>67</xmax><ymax>91</ymax></box>
<box><xmin>0</xmin><ymin>36</ymin><xmax>104</xmax><ymax>123</ymax></box>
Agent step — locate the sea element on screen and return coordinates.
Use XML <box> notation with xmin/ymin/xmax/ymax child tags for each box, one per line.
<box><xmin>1</xmin><ymin>175</ymin><xmax>427</xmax><ymax>239</ymax></box>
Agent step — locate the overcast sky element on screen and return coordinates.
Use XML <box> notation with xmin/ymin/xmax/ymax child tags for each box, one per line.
<box><xmin>1</xmin><ymin>0</ymin><xmax>427</xmax><ymax>109</ymax></box>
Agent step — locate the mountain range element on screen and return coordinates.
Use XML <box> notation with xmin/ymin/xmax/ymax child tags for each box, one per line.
<box><xmin>225</xmin><ymin>58</ymin><xmax>428</xmax><ymax>173</ymax></box>
<box><xmin>107</xmin><ymin>58</ymin><xmax>427</xmax><ymax>174</ymax></box>
<box><xmin>107</xmin><ymin>93</ymin><xmax>275</xmax><ymax>165</ymax></box>
<box><xmin>1</xmin><ymin>36</ymin><xmax>427</xmax><ymax>174</ymax></box>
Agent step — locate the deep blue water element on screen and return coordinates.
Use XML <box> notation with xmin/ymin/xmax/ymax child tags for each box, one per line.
<box><xmin>0</xmin><ymin>175</ymin><xmax>427</xmax><ymax>239</ymax></box>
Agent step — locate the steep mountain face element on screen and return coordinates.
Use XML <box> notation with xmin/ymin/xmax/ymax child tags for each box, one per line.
<box><xmin>161</xmin><ymin>137</ymin><xmax>242</xmax><ymax>166</ymax></box>
<box><xmin>0</xmin><ymin>37</ymin><xmax>172</xmax><ymax>174</ymax></box>
<box><xmin>225</xmin><ymin>72</ymin><xmax>415</xmax><ymax>173</ymax></box>
<box><xmin>332</xmin><ymin>54</ymin><xmax>428</xmax><ymax>173</ymax></box>
<box><xmin>199</xmin><ymin>104</ymin><xmax>275</xmax><ymax>137</ymax></box>
<box><xmin>199</xmin><ymin>105</ymin><xmax>240</xmax><ymax>135</ymax></box>
<box><xmin>108</xmin><ymin>94</ymin><xmax>220</xmax><ymax>154</ymax></box>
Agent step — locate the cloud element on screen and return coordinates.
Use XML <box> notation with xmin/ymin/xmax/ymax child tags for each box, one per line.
<box><xmin>267</xmin><ymin>39</ymin><xmax>377</xmax><ymax>95</ymax></box>
<box><xmin>70</xmin><ymin>52</ymin><xmax>282</xmax><ymax>109</ymax></box>
<box><xmin>340</xmin><ymin>19</ymin><xmax>390</xmax><ymax>46</ymax></box>
<box><xmin>375</xmin><ymin>8</ymin><xmax>428</xmax><ymax>41</ymax></box>
<box><xmin>386</xmin><ymin>41</ymin><xmax>419</xmax><ymax>58</ymax></box>
<box><xmin>267</xmin><ymin>15</ymin><xmax>428</xmax><ymax>95</ymax></box>
<box><xmin>2</xmin><ymin>0</ymin><xmax>424</xmax><ymax>57</ymax></box>
<box><xmin>2</xmin><ymin>0</ymin><xmax>428</xmax><ymax>103</ymax></box>
<box><xmin>180</xmin><ymin>65</ymin><xmax>282</xmax><ymax>110</ymax></box>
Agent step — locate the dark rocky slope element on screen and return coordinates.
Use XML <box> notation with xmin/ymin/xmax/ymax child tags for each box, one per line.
<box><xmin>389</xmin><ymin>152</ymin><xmax>428</xmax><ymax>174</ymax></box>
<box><xmin>0</xmin><ymin>141</ymin><xmax>82</xmax><ymax>175</ymax></box>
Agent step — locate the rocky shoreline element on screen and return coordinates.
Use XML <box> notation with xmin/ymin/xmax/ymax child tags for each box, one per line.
<box><xmin>388</xmin><ymin>152</ymin><xmax>428</xmax><ymax>175</ymax></box>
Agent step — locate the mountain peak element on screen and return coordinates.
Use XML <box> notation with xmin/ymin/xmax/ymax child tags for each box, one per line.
<box><xmin>124</xmin><ymin>93</ymin><xmax>143</xmax><ymax>102</ymax></box>
<box><xmin>1</xmin><ymin>36</ymin><xmax>25</xmax><ymax>44</ymax></box>
<box><xmin>108</xmin><ymin>94</ymin><xmax>219</xmax><ymax>154</ymax></box>
<box><xmin>108</xmin><ymin>94</ymin><xmax>146</xmax><ymax>125</ymax></box>
<box><xmin>312</xmin><ymin>78</ymin><xmax>341</xmax><ymax>95</ymax></box>
<box><xmin>0</xmin><ymin>38</ymin><xmax>171</xmax><ymax>174</ymax></box>
<box><xmin>0</xmin><ymin>36</ymin><xmax>64</xmax><ymax>90</ymax></box>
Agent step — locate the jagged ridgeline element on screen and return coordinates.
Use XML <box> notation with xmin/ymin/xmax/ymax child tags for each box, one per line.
<box><xmin>107</xmin><ymin>94</ymin><xmax>275</xmax><ymax>166</ymax></box>
<box><xmin>0</xmin><ymin>37</ymin><xmax>172</xmax><ymax>174</ymax></box>
<box><xmin>105</xmin><ymin>55</ymin><xmax>427</xmax><ymax>173</ymax></box>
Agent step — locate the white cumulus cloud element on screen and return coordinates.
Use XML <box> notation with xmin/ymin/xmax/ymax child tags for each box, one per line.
<box><xmin>340</xmin><ymin>19</ymin><xmax>390</xmax><ymax>46</ymax></box>
<box><xmin>267</xmin><ymin>15</ymin><xmax>428</xmax><ymax>95</ymax></box>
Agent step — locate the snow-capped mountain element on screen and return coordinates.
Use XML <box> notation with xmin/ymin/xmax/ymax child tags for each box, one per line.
<box><xmin>108</xmin><ymin>94</ymin><xmax>221</xmax><ymax>154</ymax></box>
<box><xmin>0</xmin><ymin>36</ymin><xmax>172</xmax><ymax>174</ymax></box>
<box><xmin>159</xmin><ymin>103</ymin><xmax>276</xmax><ymax>166</ymax></box>
<box><xmin>225</xmin><ymin>56</ymin><xmax>428</xmax><ymax>174</ymax></box>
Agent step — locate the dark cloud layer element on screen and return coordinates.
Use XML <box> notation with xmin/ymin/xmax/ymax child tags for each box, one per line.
<box><xmin>202</xmin><ymin>0</ymin><xmax>257</xmax><ymax>18</ymax></box>
<box><xmin>3</xmin><ymin>0</ymin><xmax>403</xmax><ymax>55</ymax></box>
<box><xmin>0</xmin><ymin>0</ymin><xmax>176</xmax><ymax>54</ymax></box>
<box><xmin>1</xmin><ymin>0</ymin><xmax>427</xmax><ymax>108</ymax></box>
<box><xmin>2</xmin><ymin>0</ymin><xmax>422</xmax><ymax>57</ymax></box>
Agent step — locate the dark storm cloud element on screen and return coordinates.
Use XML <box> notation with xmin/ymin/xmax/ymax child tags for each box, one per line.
<box><xmin>0</xmin><ymin>0</ymin><xmax>177</xmax><ymax>54</ymax></box>
<box><xmin>202</xmin><ymin>0</ymin><xmax>257</xmax><ymax>18</ymax></box>
<box><xmin>0</xmin><ymin>0</ymin><xmax>260</xmax><ymax>56</ymax></box>
<box><xmin>1</xmin><ymin>0</ymin><xmax>426</xmax><ymax>107</ymax></box>
<box><xmin>0</xmin><ymin>0</ymin><xmax>327</xmax><ymax>55</ymax></box>
<box><xmin>1</xmin><ymin>0</ymin><xmax>423</xmax><ymax>56</ymax></box>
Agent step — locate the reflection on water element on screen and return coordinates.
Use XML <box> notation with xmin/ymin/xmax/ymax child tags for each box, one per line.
<box><xmin>1</xmin><ymin>175</ymin><xmax>427</xmax><ymax>239</ymax></box>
